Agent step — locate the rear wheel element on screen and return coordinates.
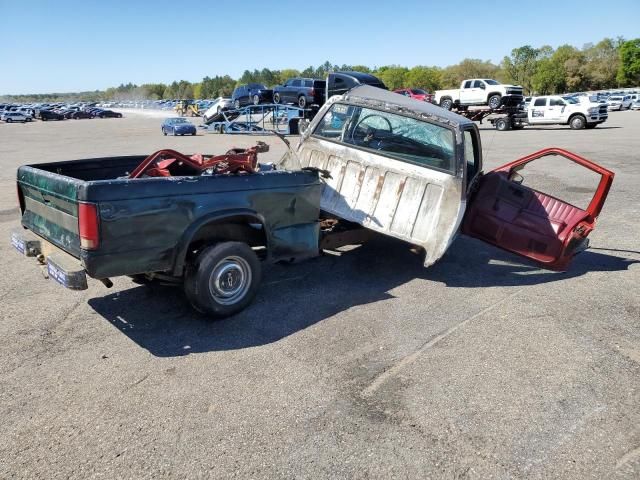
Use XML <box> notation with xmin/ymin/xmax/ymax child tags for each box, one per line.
<box><xmin>184</xmin><ymin>242</ymin><xmax>261</xmax><ymax>318</ymax></box>
<box><xmin>6</xmin><ymin>118</ymin><xmax>12</xmax><ymax>123</ymax></box>
<box><xmin>569</xmin><ymin>115</ymin><xmax>586</xmax><ymax>130</ymax></box>
<box><xmin>298</xmin><ymin>96</ymin><xmax>307</xmax><ymax>108</ymax></box>
<box><xmin>253</xmin><ymin>95</ymin><xmax>260</xmax><ymax>105</ymax></box>
<box><xmin>495</xmin><ymin>118</ymin><xmax>510</xmax><ymax>131</ymax></box>
<box><xmin>440</xmin><ymin>98</ymin><xmax>453</xmax><ymax>110</ymax></box>
<box><xmin>488</xmin><ymin>94</ymin><xmax>502</xmax><ymax>109</ymax></box>
<box><xmin>273</xmin><ymin>92</ymin><xmax>281</xmax><ymax>104</ymax></box>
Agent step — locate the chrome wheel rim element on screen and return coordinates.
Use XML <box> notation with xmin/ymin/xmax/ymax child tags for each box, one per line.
<box><xmin>208</xmin><ymin>256</ymin><xmax>251</xmax><ymax>305</ymax></box>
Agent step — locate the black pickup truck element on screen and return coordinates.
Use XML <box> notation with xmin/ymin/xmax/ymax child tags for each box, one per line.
<box><xmin>12</xmin><ymin>146</ymin><xmax>322</xmax><ymax>317</ymax></box>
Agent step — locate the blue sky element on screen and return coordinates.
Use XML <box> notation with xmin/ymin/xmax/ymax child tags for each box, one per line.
<box><xmin>1</xmin><ymin>0</ymin><xmax>639</xmax><ymax>94</ymax></box>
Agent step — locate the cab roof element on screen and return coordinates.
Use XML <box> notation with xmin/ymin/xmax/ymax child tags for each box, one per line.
<box><xmin>343</xmin><ymin>85</ymin><xmax>475</xmax><ymax>128</ymax></box>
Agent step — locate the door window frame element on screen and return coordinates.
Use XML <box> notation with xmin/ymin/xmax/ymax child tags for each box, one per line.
<box><xmin>311</xmin><ymin>102</ymin><xmax>459</xmax><ymax>176</ymax></box>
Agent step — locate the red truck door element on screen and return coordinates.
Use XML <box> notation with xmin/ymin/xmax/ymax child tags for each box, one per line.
<box><xmin>462</xmin><ymin>148</ymin><xmax>614</xmax><ymax>271</ymax></box>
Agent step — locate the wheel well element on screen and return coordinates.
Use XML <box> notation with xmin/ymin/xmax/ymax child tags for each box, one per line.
<box><xmin>487</xmin><ymin>92</ymin><xmax>502</xmax><ymax>98</ymax></box>
<box><xmin>189</xmin><ymin>217</ymin><xmax>266</xmax><ymax>253</ymax></box>
<box><xmin>178</xmin><ymin>216</ymin><xmax>268</xmax><ymax>275</ymax></box>
<box><xmin>568</xmin><ymin>113</ymin><xmax>586</xmax><ymax>123</ymax></box>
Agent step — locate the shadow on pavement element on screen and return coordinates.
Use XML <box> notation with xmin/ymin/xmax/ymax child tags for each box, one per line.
<box><xmin>89</xmin><ymin>235</ymin><xmax>637</xmax><ymax>357</ymax></box>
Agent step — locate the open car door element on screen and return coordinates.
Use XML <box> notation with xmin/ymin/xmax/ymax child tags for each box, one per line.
<box><xmin>462</xmin><ymin>148</ymin><xmax>614</xmax><ymax>271</ymax></box>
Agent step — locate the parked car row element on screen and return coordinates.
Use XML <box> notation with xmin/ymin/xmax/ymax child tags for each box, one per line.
<box><xmin>0</xmin><ymin>102</ymin><xmax>124</xmax><ymax>123</ymax></box>
<box><xmin>38</xmin><ymin>106</ymin><xmax>123</xmax><ymax>121</ymax></box>
<box><xmin>231</xmin><ymin>77</ymin><xmax>436</xmax><ymax>110</ymax></box>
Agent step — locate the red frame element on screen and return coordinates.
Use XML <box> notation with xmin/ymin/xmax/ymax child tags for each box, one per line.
<box><xmin>463</xmin><ymin>148</ymin><xmax>614</xmax><ymax>271</ymax></box>
<box><xmin>490</xmin><ymin>147</ymin><xmax>614</xmax><ymax>220</ymax></box>
<box><xmin>128</xmin><ymin>148</ymin><xmax>260</xmax><ymax>179</ymax></box>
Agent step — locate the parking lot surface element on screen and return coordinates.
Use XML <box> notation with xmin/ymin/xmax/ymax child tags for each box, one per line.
<box><xmin>0</xmin><ymin>112</ymin><xmax>638</xmax><ymax>479</ymax></box>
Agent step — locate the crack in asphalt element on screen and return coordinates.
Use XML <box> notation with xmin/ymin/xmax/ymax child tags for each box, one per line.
<box><xmin>361</xmin><ymin>287</ymin><xmax>525</xmax><ymax>398</ymax></box>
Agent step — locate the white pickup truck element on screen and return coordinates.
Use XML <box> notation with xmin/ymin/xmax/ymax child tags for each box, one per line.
<box><xmin>435</xmin><ymin>79</ymin><xmax>524</xmax><ymax>110</ymax></box>
<box><xmin>491</xmin><ymin>95</ymin><xmax>608</xmax><ymax>131</ymax></box>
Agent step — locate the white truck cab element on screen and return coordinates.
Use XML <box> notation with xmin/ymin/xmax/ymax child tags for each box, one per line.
<box><xmin>527</xmin><ymin>95</ymin><xmax>608</xmax><ymax>129</ymax></box>
<box><xmin>435</xmin><ymin>79</ymin><xmax>524</xmax><ymax>110</ymax></box>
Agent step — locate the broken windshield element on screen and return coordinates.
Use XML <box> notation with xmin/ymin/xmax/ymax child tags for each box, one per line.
<box><xmin>313</xmin><ymin>104</ymin><xmax>455</xmax><ymax>174</ymax></box>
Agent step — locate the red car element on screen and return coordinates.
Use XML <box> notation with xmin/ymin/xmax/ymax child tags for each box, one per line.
<box><xmin>393</xmin><ymin>88</ymin><xmax>434</xmax><ymax>103</ymax></box>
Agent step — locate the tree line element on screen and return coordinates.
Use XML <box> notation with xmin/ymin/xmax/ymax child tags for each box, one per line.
<box><xmin>3</xmin><ymin>37</ymin><xmax>639</xmax><ymax>103</ymax></box>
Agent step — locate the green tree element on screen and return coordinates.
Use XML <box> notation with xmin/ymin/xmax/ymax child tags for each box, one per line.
<box><xmin>278</xmin><ymin>69</ymin><xmax>301</xmax><ymax>84</ymax></box>
<box><xmin>617</xmin><ymin>38</ymin><xmax>640</xmax><ymax>86</ymax></box>
<box><xmin>531</xmin><ymin>58</ymin><xmax>565</xmax><ymax>94</ymax></box>
<box><xmin>349</xmin><ymin>65</ymin><xmax>371</xmax><ymax>74</ymax></box>
<box><xmin>141</xmin><ymin>83</ymin><xmax>167</xmax><ymax>100</ymax></box>
<box><xmin>501</xmin><ymin>46</ymin><xmax>541</xmax><ymax>94</ymax></box>
<box><xmin>193</xmin><ymin>82</ymin><xmax>203</xmax><ymax>99</ymax></box>
<box><xmin>314</xmin><ymin>61</ymin><xmax>336</xmax><ymax>78</ymax></box>
<box><xmin>375</xmin><ymin>65</ymin><xmax>409</xmax><ymax>90</ymax></box>
<box><xmin>583</xmin><ymin>38</ymin><xmax>620</xmax><ymax>89</ymax></box>
<box><xmin>441</xmin><ymin>59</ymin><xmax>500</xmax><ymax>88</ymax></box>
<box><xmin>404</xmin><ymin>66</ymin><xmax>442</xmax><ymax>91</ymax></box>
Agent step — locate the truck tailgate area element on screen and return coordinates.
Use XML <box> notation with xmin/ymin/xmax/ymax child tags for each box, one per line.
<box><xmin>18</xmin><ymin>165</ymin><xmax>83</xmax><ymax>257</ymax></box>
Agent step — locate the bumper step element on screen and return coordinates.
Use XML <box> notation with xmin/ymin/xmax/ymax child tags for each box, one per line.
<box><xmin>11</xmin><ymin>228</ymin><xmax>88</xmax><ymax>290</ymax></box>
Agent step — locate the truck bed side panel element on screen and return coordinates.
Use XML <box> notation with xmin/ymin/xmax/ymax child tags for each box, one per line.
<box><xmin>80</xmin><ymin>170</ymin><xmax>322</xmax><ymax>279</ymax></box>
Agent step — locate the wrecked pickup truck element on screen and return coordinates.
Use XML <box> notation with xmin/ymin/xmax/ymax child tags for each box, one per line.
<box><xmin>12</xmin><ymin>85</ymin><xmax>614</xmax><ymax>318</ymax></box>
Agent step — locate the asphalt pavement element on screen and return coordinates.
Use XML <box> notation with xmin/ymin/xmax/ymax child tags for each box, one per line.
<box><xmin>0</xmin><ymin>110</ymin><xmax>638</xmax><ymax>479</ymax></box>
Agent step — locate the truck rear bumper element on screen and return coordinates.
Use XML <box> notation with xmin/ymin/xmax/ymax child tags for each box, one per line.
<box><xmin>11</xmin><ymin>228</ymin><xmax>88</xmax><ymax>290</ymax></box>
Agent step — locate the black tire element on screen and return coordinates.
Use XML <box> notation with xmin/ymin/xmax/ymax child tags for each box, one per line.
<box><xmin>488</xmin><ymin>94</ymin><xmax>502</xmax><ymax>110</ymax></box>
<box><xmin>173</xmin><ymin>128</ymin><xmax>178</xmax><ymax>136</ymax></box>
<box><xmin>253</xmin><ymin>94</ymin><xmax>260</xmax><ymax>105</ymax></box>
<box><xmin>192</xmin><ymin>132</ymin><xmax>196</xmax><ymax>136</ymax></box>
<box><xmin>41</xmin><ymin>116</ymin><xmax>47</xmax><ymax>121</ymax></box>
<box><xmin>184</xmin><ymin>242</ymin><xmax>261</xmax><ymax>318</ymax></box>
<box><xmin>162</xmin><ymin>128</ymin><xmax>167</xmax><ymax>136</ymax></box>
<box><xmin>495</xmin><ymin>118</ymin><xmax>510</xmax><ymax>131</ymax></box>
<box><xmin>6</xmin><ymin>118</ymin><xmax>12</xmax><ymax>123</ymax></box>
<box><xmin>234</xmin><ymin>100</ymin><xmax>241</xmax><ymax>109</ymax></box>
<box><xmin>273</xmin><ymin>92</ymin><xmax>281</xmax><ymax>104</ymax></box>
<box><xmin>440</xmin><ymin>98</ymin><xmax>453</xmax><ymax>110</ymax></box>
<box><xmin>298</xmin><ymin>95</ymin><xmax>307</xmax><ymax>108</ymax></box>
<box><xmin>26</xmin><ymin>117</ymin><xmax>32</xmax><ymax>122</ymax></box>
<box><xmin>569</xmin><ymin>115</ymin><xmax>586</xmax><ymax>130</ymax></box>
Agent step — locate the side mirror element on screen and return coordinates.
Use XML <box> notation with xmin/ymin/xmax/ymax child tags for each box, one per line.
<box><xmin>511</xmin><ymin>173</ymin><xmax>524</xmax><ymax>184</ymax></box>
<box><xmin>479</xmin><ymin>84</ymin><xmax>486</xmax><ymax>90</ymax></box>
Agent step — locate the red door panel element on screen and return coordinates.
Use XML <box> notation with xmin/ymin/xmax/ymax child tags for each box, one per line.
<box><xmin>463</xmin><ymin>148</ymin><xmax>614</xmax><ymax>271</ymax></box>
